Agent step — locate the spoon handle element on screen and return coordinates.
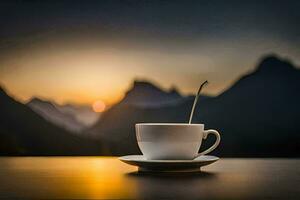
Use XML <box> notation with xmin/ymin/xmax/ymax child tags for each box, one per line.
<box><xmin>188</xmin><ymin>80</ymin><xmax>208</xmax><ymax>124</ymax></box>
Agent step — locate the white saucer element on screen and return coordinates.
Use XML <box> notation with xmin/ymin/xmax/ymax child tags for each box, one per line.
<box><xmin>119</xmin><ymin>155</ymin><xmax>219</xmax><ymax>172</ymax></box>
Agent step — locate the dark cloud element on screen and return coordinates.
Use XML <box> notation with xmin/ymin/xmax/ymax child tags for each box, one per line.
<box><xmin>0</xmin><ymin>0</ymin><xmax>299</xmax><ymax>44</ymax></box>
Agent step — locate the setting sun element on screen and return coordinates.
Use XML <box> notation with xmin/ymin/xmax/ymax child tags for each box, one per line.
<box><xmin>92</xmin><ymin>100</ymin><xmax>106</xmax><ymax>113</ymax></box>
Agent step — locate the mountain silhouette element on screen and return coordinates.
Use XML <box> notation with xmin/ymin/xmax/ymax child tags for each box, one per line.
<box><xmin>194</xmin><ymin>55</ymin><xmax>300</xmax><ymax>157</ymax></box>
<box><xmin>89</xmin><ymin>55</ymin><xmax>300</xmax><ymax>157</ymax></box>
<box><xmin>120</xmin><ymin>80</ymin><xmax>189</xmax><ymax>108</ymax></box>
<box><xmin>27</xmin><ymin>98</ymin><xmax>86</xmax><ymax>133</ymax></box>
<box><xmin>0</xmin><ymin>87</ymin><xmax>102</xmax><ymax>155</ymax></box>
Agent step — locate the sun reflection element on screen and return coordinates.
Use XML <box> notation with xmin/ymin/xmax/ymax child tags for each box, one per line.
<box><xmin>87</xmin><ymin>158</ymin><xmax>137</xmax><ymax>199</ymax></box>
<box><xmin>1</xmin><ymin>157</ymin><xmax>137</xmax><ymax>199</ymax></box>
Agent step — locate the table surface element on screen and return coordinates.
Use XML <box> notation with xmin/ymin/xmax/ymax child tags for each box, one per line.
<box><xmin>0</xmin><ymin>157</ymin><xmax>299</xmax><ymax>199</ymax></box>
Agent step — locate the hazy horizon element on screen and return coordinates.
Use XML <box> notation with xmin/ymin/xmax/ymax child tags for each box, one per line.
<box><xmin>1</xmin><ymin>52</ymin><xmax>299</xmax><ymax>108</ymax></box>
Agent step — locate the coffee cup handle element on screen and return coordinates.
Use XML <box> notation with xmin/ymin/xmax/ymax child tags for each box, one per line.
<box><xmin>198</xmin><ymin>129</ymin><xmax>221</xmax><ymax>156</ymax></box>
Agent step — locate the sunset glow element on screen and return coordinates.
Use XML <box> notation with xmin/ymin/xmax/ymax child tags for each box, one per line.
<box><xmin>92</xmin><ymin>100</ymin><xmax>106</xmax><ymax>113</ymax></box>
<box><xmin>0</xmin><ymin>1</ymin><xmax>299</xmax><ymax>107</ymax></box>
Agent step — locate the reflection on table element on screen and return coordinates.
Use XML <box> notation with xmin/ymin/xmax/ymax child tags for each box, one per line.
<box><xmin>0</xmin><ymin>157</ymin><xmax>299</xmax><ymax>199</ymax></box>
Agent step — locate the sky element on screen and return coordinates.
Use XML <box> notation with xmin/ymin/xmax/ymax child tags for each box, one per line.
<box><xmin>0</xmin><ymin>0</ymin><xmax>299</xmax><ymax>106</ymax></box>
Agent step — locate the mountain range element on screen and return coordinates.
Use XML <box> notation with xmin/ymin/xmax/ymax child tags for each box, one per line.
<box><xmin>0</xmin><ymin>88</ymin><xmax>102</xmax><ymax>155</ymax></box>
<box><xmin>27</xmin><ymin>98</ymin><xmax>100</xmax><ymax>134</ymax></box>
<box><xmin>88</xmin><ymin>55</ymin><xmax>300</xmax><ymax>157</ymax></box>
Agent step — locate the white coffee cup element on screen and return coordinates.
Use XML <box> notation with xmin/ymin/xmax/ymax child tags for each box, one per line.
<box><xmin>136</xmin><ymin>123</ymin><xmax>221</xmax><ymax>160</ymax></box>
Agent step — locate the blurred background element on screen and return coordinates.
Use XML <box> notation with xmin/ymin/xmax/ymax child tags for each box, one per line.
<box><xmin>0</xmin><ymin>0</ymin><xmax>299</xmax><ymax>157</ymax></box>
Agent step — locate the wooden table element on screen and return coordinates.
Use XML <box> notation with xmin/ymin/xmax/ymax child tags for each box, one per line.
<box><xmin>0</xmin><ymin>157</ymin><xmax>299</xmax><ymax>199</ymax></box>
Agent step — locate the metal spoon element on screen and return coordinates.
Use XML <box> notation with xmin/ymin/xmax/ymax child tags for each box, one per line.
<box><xmin>188</xmin><ymin>80</ymin><xmax>208</xmax><ymax>124</ymax></box>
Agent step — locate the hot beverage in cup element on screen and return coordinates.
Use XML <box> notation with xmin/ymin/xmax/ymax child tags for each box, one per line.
<box><xmin>136</xmin><ymin>123</ymin><xmax>220</xmax><ymax>160</ymax></box>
